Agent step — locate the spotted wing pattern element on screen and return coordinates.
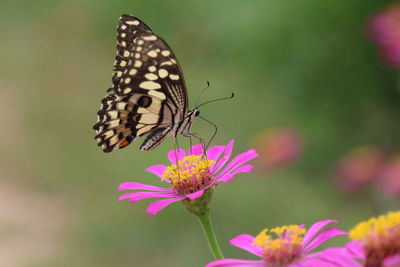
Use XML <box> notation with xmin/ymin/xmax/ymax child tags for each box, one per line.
<box><xmin>93</xmin><ymin>14</ymin><xmax>188</xmax><ymax>152</ymax></box>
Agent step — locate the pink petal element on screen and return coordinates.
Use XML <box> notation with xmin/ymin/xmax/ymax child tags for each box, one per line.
<box><xmin>217</xmin><ymin>149</ymin><xmax>258</xmax><ymax>178</ymax></box>
<box><xmin>206</xmin><ymin>259</ymin><xmax>264</xmax><ymax>267</ymax></box>
<box><xmin>207</xmin><ymin>145</ymin><xmax>226</xmax><ymax>161</ymax></box>
<box><xmin>214</xmin><ymin>165</ymin><xmax>254</xmax><ymax>183</ymax></box>
<box><xmin>188</xmin><ymin>144</ymin><xmax>204</xmax><ymax>156</ymax></box>
<box><xmin>300</xmin><ymin>255</ymin><xmax>353</xmax><ymax>267</ymax></box>
<box><xmin>211</xmin><ymin>140</ymin><xmax>234</xmax><ymax>173</ymax></box>
<box><xmin>146</xmin><ymin>164</ymin><xmax>167</xmax><ymax>178</ymax></box>
<box><xmin>118</xmin><ymin>191</ymin><xmax>176</xmax><ymax>202</ymax></box>
<box><xmin>302</xmin><ymin>220</ymin><xmax>338</xmax><ymax>246</ymax></box>
<box><xmin>304</xmin><ymin>227</ymin><xmax>347</xmax><ymax>253</ymax></box>
<box><xmin>118</xmin><ymin>182</ymin><xmax>170</xmax><ymax>192</ymax></box>
<box><xmin>214</xmin><ymin>174</ymin><xmax>234</xmax><ymax>183</ymax></box>
<box><xmin>383</xmin><ymin>254</ymin><xmax>400</xmax><ymax>267</ymax></box>
<box><xmin>167</xmin><ymin>149</ymin><xmax>186</xmax><ymax>164</ymax></box>
<box><xmin>146</xmin><ymin>196</ymin><xmax>184</xmax><ymax>216</ymax></box>
<box><xmin>230</xmin><ymin>234</ymin><xmax>263</xmax><ymax>257</ymax></box>
<box><xmin>318</xmin><ymin>247</ymin><xmax>362</xmax><ymax>267</ymax></box>
<box><xmin>345</xmin><ymin>240</ymin><xmax>364</xmax><ymax>259</ymax></box>
<box><xmin>186</xmin><ymin>189</ymin><xmax>205</xmax><ymax>200</ymax></box>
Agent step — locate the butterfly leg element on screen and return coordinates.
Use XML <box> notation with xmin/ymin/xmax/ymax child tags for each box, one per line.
<box><xmin>173</xmin><ymin>136</ymin><xmax>182</xmax><ymax>180</ymax></box>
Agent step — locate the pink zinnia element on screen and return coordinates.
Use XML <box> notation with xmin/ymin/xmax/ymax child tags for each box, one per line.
<box><xmin>334</xmin><ymin>146</ymin><xmax>385</xmax><ymax>193</ymax></box>
<box><xmin>206</xmin><ymin>220</ymin><xmax>347</xmax><ymax>267</ymax></box>
<box><xmin>378</xmin><ymin>156</ymin><xmax>400</xmax><ymax>196</ymax></box>
<box><xmin>342</xmin><ymin>211</ymin><xmax>400</xmax><ymax>267</ymax></box>
<box><xmin>118</xmin><ymin>140</ymin><xmax>258</xmax><ymax>215</ymax></box>
<box><xmin>368</xmin><ymin>4</ymin><xmax>400</xmax><ymax>68</ymax></box>
<box><xmin>256</xmin><ymin>128</ymin><xmax>303</xmax><ymax>170</ymax></box>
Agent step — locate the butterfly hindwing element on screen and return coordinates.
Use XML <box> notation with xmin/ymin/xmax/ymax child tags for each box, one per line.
<box><xmin>94</xmin><ymin>14</ymin><xmax>189</xmax><ymax>152</ymax></box>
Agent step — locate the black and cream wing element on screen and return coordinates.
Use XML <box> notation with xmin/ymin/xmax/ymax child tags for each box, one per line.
<box><xmin>93</xmin><ymin>14</ymin><xmax>188</xmax><ymax>152</ymax></box>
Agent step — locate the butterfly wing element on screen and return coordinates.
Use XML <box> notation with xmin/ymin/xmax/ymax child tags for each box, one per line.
<box><xmin>93</xmin><ymin>15</ymin><xmax>188</xmax><ymax>152</ymax></box>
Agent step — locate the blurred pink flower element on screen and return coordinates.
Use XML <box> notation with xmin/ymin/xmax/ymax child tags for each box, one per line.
<box><xmin>206</xmin><ymin>220</ymin><xmax>347</xmax><ymax>267</ymax></box>
<box><xmin>118</xmin><ymin>140</ymin><xmax>258</xmax><ymax>215</ymax></box>
<box><xmin>368</xmin><ymin>4</ymin><xmax>400</xmax><ymax>68</ymax></box>
<box><xmin>334</xmin><ymin>146</ymin><xmax>385</xmax><ymax>192</ymax></box>
<box><xmin>256</xmin><ymin>128</ymin><xmax>303</xmax><ymax>169</ymax></box>
<box><xmin>378</xmin><ymin>156</ymin><xmax>400</xmax><ymax>196</ymax></box>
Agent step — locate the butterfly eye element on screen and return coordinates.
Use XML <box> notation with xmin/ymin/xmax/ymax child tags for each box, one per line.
<box><xmin>194</xmin><ymin>110</ymin><xmax>200</xmax><ymax>117</ymax></box>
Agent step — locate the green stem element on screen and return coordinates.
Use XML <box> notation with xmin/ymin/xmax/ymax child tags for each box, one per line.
<box><xmin>196</xmin><ymin>209</ymin><xmax>224</xmax><ymax>260</ymax></box>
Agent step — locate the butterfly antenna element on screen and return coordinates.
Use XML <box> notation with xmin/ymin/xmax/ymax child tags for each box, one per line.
<box><xmin>194</xmin><ymin>81</ymin><xmax>211</xmax><ymax>108</ymax></box>
<box><xmin>199</xmin><ymin>116</ymin><xmax>218</xmax><ymax>151</ymax></box>
<box><xmin>197</xmin><ymin>92</ymin><xmax>234</xmax><ymax>109</ymax></box>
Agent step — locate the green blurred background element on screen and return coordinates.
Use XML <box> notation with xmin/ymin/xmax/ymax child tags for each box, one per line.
<box><xmin>1</xmin><ymin>0</ymin><xmax>399</xmax><ymax>266</ymax></box>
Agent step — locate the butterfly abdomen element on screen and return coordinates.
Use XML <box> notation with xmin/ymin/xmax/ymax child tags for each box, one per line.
<box><xmin>140</xmin><ymin>127</ymin><xmax>173</xmax><ymax>151</ymax></box>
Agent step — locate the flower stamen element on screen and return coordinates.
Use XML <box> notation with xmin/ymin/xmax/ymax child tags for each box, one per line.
<box><xmin>162</xmin><ymin>155</ymin><xmax>215</xmax><ymax>195</ymax></box>
<box><xmin>253</xmin><ymin>225</ymin><xmax>306</xmax><ymax>267</ymax></box>
<box><xmin>350</xmin><ymin>211</ymin><xmax>400</xmax><ymax>266</ymax></box>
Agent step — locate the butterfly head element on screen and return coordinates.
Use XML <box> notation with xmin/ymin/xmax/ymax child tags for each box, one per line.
<box><xmin>193</xmin><ymin>109</ymin><xmax>200</xmax><ymax>117</ymax></box>
<box><xmin>187</xmin><ymin>108</ymin><xmax>200</xmax><ymax>122</ymax></box>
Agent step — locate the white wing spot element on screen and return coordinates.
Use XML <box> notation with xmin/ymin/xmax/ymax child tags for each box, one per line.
<box><xmin>121</xmin><ymin>33</ymin><xmax>126</xmax><ymax>38</ymax></box>
<box><xmin>158</xmin><ymin>69</ymin><xmax>168</xmax><ymax>78</ymax></box>
<box><xmin>145</xmin><ymin>73</ymin><xmax>158</xmax><ymax>80</ymax></box>
<box><xmin>143</xmin><ymin>35</ymin><xmax>157</xmax><ymax>41</ymax></box>
<box><xmin>124</xmin><ymin>77</ymin><xmax>131</xmax><ymax>84</ymax></box>
<box><xmin>123</xmin><ymin>51</ymin><xmax>130</xmax><ymax>57</ymax></box>
<box><xmin>137</xmin><ymin>39</ymin><xmax>144</xmax><ymax>45</ymax></box>
<box><xmin>116</xmin><ymin>102</ymin><xmax>127</xmax><ymax>110</ymax></box>
<box><xmin>108</xmin><ymin>120</ymin><xmax>120</xmax><ymax>128</ymax></box>
<box><xmin>104</xmin><ymin>130</ymin><xmax>113</xmax><ymax>139</ymax></box>
<box><xmin>147</xmin><ymin>50</ymin><xmax>158</xmax><ymax>58</ymax></box>
<box><xmin>149</xmin><ymin>90</ymin><xmax>166</xmax><ymax>100</ymax></box>
<box><xmin>134</xmin><ymin>60</ymin><xmax>142</xmax><ymax>68</ymax></box>
<box><xmin>161</xmin><ymin>50</ymin><xmax>171</xmax><ymax>56</ymax></box>
<box><xmin>169</xmin><ymin>74</ymin><xmax>180</xmax><ymax>80</ymax></box>
<box><xmin>136</xmin><ymin>46</ymin><xmax>142</xmax><ymax>52</ymax></box>
<box><xmin>160</xmin><ymin>61</ymin><xmax>173</xmax><ymax>66</ymax></box>
<box><xmin>129</xmin><ymin>69</ymin><xmax>137</xmax><ymax>75</ymax></box>
<box><xmin>139</xmin><ymin>81</ymin><xmax>161</xmax><ymax>90</ymax></box>
<box><xmin>120</xmin><ymin>60</ymin><xmax>127</xmax><ymax>67</ymax></box>
<box><xmin>123</xmin><ymin>87</ymin><xmax>132</xmax><ymax>94</ymax></box>
<box><xmin>117</xmin><ymin>71</ymin><xmax>123</xmax><ymax>77</ymax></box>
<box><xmin>109</xmin><ymin>136</ymin><xmax>119</xmax><ymax>145</ymax></box>
<box><xmin>148</xmin><ymin>66</ymin><xmax>156</xmax><ymax>72</ymax></box>
<box><xmin>108</xmin><ymin>111</ymin><xmax>118</xmax><ymax>119</ymax></box>
<box><xmin>140</xmin><ymin>113</ymin><xmax>159</xmax><ymax>124</ymax></box>
<box><xmin>121</xmin><ymin>41</ymin><xmax>127</xmax><ymax>47</ymax></box>
<box><xmin>121</xmin><ymin>25</ymin><xmax>127</xmax><ymax>30</ymax></box>
<box><xmin>134</xmin><ymin>53</ymin><xmax>141</xmax><ymax>59</ymax></box>
<box><xmin>126</xmin><ymin>20</ymin><xmax>140</xmax><ymax>25</ymax></box>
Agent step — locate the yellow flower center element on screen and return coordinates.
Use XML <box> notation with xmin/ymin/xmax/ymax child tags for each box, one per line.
<box><xmin>349</xmin><ymin>211</ymin><xmax>400</xmax><ymax>266</ymax></box>
<box><xmin>162</xmin><ymin>155</ymin><xmax>215</xmax><ymax>195</ymax></box>
<box><xmin>253</xmin><ymin>225</ymin><xmax>306</xmax><ymax>266</ymax></box>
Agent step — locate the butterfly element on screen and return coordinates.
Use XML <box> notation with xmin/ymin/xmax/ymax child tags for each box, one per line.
<box><xmin>93</xmin><ymin>14</ymin><xmax>201</xmax><ymax>153</ymax></box>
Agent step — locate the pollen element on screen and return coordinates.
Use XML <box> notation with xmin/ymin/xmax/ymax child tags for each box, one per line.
<box><xmin>253</xmin><ymin>225</ymin><xmax>306</xmax><ymax>266</ymax></box>
<box><xmin>350</xmin><ymin>211</ymin><xmax>400</xmax><ymax>266</ymax></box>
<box><xmin>161</xmin><ymin>155</ymin><xmax>215</xmax><ymax>195</ymax></box>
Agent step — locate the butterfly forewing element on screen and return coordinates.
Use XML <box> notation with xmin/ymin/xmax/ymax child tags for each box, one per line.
<box><xmin>94</xmin><ymin>14</ymin><xmax>189</xmax><ymax>152</ymax></box>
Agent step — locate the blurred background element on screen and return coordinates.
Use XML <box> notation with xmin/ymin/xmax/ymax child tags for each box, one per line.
<box><xmin>1</xmin><ymin>0</ymin><xmax>399</xmax><ymax>266</ymax></box>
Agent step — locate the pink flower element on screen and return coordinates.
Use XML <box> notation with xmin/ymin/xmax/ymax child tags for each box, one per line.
<box><xmin>334</xmin><ymin>146</ymin><xmax>385</xmax><ymax>192</ymax></box>
<box><xmin>206</xmin><ymin>220</ymin><xmax>347</xmax><ymax>267</ymax></box>
<box><xmin>341</xmin><ymin>211</ymin><xmax>400</xmax><ymax>267</ymax></box>
<box><xmin>118</xmin><ymin>140</ymin><xmax>258</xmax><ymax>215</ymax></box>
<box><xmin>368</xmin><ymin>4</ymin><xmax>400</xmax><ymax>68</ymax></box>
<box><xmin>378</xmin><ymin>156</ymin><xmax>400</xmax><ymax>196</ymax></box>
<box><xmin>255</xmin><ymin>128</ymin><xmax>303</xmax><ymax>170</ymax></box>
